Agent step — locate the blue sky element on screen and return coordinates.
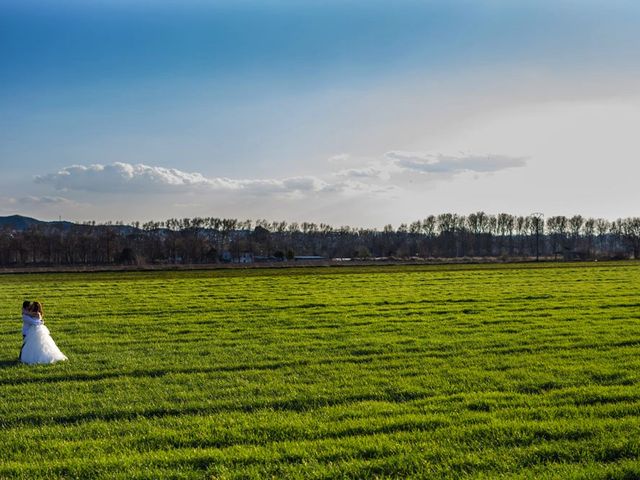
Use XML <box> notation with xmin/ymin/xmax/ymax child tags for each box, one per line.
<box><xmin>2</xmin><ymin>0</ymin><xmax>640</xmax><ymax>225</ymax></box>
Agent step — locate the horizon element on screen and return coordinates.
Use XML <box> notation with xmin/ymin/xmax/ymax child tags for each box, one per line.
<box><xmin>2</xmin><ymin>210</ymin><xmax>638</xmax><ymax>233</ymax></box>
<box><xmin>2</xmin><ymin>1</ymin><xmax>640</xmax><ymax>225</ymax></box>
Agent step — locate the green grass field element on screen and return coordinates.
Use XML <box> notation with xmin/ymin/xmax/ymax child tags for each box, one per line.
<box><xmin>1</xmin><ymin>263</ymin><xmax>640</xmax><ymax>479</ymax></box>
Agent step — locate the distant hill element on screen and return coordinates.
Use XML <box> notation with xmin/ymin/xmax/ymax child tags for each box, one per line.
<box><xmin>0</xmin><ymin>215</ymin><xmax>77</xmax><ymax>231</ymax></box>
<box><xmin>0</xmin><ymin>215</ymin><xmax>46</xmax><ymax>230</ymax></box>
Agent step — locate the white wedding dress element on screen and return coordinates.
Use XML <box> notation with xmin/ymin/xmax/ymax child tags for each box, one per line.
<box><xmin>20</xmin><ymin>324</ymin><xmax>68</xmax><ymax>365</ymax></box>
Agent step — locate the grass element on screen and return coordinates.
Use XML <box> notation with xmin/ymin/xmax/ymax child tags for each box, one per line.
<box><xmin>0</xmin><ymin>262</ymin><xmax>639</xmax><ymax>479</ymax></box>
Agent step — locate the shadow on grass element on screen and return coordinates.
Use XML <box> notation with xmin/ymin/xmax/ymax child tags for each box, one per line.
<box><xmin>5</xmin><ymin>390</ymin><xmax>437</xmax><ymax>428</ymax></box>
<box><xmin>0</xmin><ymin>359</ymin><xmax>311</xmax><ymax>387</ymax></box>
<box><xmin>0</xmin><ymin>359</ymin><xmax>21</xmax><ymax>369</ymax></box>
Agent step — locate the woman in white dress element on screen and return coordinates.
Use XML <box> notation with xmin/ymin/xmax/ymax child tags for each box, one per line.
<box><xmin>20</xmin><ymin>301</ymin><xmax>68</xmax><ymax>365</ymax></box>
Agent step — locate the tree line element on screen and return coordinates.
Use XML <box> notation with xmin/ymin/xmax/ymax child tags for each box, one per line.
<box><xmin>1</xmin><ymin>213</ymin><xmax>639</xmax><ymax>266</ymax></box>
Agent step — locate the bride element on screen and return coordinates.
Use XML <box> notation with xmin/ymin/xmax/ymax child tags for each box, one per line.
<box><xmin>20</xmin><ymin>301</ymin><xmax>68</xmax><ymax>365</ymax></box>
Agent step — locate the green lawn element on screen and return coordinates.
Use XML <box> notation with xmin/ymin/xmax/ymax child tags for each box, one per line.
<box><xmin>1</xmin><ymin>263</ymin><xmax>639</xmax><ymax>479</ymax></box>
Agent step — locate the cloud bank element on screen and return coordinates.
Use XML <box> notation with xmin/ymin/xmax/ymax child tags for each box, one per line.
<box><xmin>35</xmin><ymin>163</ymin><xmax>331</xmax><ymax>196</ymax></box>
<box><xmin>385</xmin><ymin>151</ymin><xmax>527</xmax><ymax>175</ymax></box>
<box><xmin>33</xmin><ymin>152</ymin><xmax>526</xmax><ymax>210</ymax></box>
<box><xmin>19</xmin><ymin>195</ymin><xmax>79</xmax><ymax>206</ymax></box>
<box><xmin>334</xmin><ymin>166</ymin><xmax>385</xmax><ymax>179</ymax></box>
<box><xmin>3</xmin><ymin>195</ymin><xmax>80</xmax><ymax>206</ymax></box>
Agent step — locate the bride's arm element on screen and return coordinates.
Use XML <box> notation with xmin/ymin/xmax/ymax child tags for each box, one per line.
<box><xmin>22</xmin><ymin>313</ymin><xmax>43</xmax><ymax>325</ymax></box>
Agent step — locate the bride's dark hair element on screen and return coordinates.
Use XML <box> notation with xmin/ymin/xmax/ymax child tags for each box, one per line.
<box><xmin>30</xmin><ymin>301</ymin><xmax>43</xmax><ymax>316</ymax></box>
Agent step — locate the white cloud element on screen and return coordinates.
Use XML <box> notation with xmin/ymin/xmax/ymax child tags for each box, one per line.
<box><xmin>35</xmin><ymin>162</ymin><xmax>332</xmax><ymax>197</ymax></box>
<box><xmin>2</xmin><ymin>195</ymin><xmax>80</xmax><ymax>207</ymax></box>
<box><xmin>330</xmin><ymin>151</ymin><xmax>525</xmax><ymax>188</ymax></box>
<box><xmin>334</xmin><ymin>166</ymin><xmax>384</xmax><ymax>179</ymax></box>
<box><xmin>385</xmin><ymin>151</ymin><xmax>527</xmax><ymax>175</ymax></box>
<box><xmin>332</xmin><ymin>179</ymin><xmax>398</xmax><ymax>196</ymax></box>
<box><xmin>327</xmin><ymin>153</ymin><xmax>351</xmax><ymax>163</ymax></box>
<box><xmin>36</xmin><ymin>163</ymin><xmax>213</xmax><ymax>193</ymax></box>
<box><xmin>17</xmin><ymin>195</ymin><xmax>80</xmax><ymax>206</ymax></box>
